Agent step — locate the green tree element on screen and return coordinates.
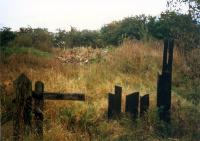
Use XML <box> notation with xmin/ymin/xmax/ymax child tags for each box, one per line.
<box><xmin>167</xmin><ymin>0</ymin><xmax>200</xmax><ymax>23</ymax></box>
<box><xmin>66</xmin><ymin>27</ymin><xmax>81</xmax><ymax>48</ymax></box>
<box><xmin>53</xmin><ymin>29</ymin><xmax>67</xmax><ymax>48</ymax></box>
<box><xmin>148</xmin><ymin>11</ymin><xmax>200</xmax><ymax>50</ymax></box>
<box><xmin>82</xmin><ymin>30</ymin><xmax>103</xmax><ymax>48</ymax></box>
<box><xmin>100</xmin><ymin>15</ymin><xmax>149</xmax><ymax>46</ymax></box>
<box><xmin>0</xmin><ymin>27</ymin><xmax>16</xmax><ymax>47</ymax></box>
<box><xmin>100</xmin><ymin>21</ymin><xmax>121</xmax><ymax>46</ymax></box>
<box><xmin>32</xmin><ymin>28</ymin><xmax>53</xmax><ymax>49</ymax></box>
<box><xmin>12</xmin><ymin>27</ymin><xmax>33</xmax><ymax>47</ymax></box>
<box><xmin>120</xmin><ymin>15</ymin><xmax>149</xmax><ymax>41</ymax></box>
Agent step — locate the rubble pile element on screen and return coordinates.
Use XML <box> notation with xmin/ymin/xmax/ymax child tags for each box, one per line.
<box><xmin>56</xmin><ymin>47</ymin><xmax>108</xmax><ymax>64</ymax></box>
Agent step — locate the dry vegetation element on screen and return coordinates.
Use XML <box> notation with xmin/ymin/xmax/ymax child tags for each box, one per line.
<box><xmin>1</xmin><ymin>40</ymin><xmax>200</xmax><ymax>141</ymax></box>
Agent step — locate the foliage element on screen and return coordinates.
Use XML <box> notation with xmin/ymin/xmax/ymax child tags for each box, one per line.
<box><xmin>53</xmin><ymin>29</ymin><xmax>67</xmax><ymax>47</ymax></box>
<box><xmin>0</xmin><ymin>12</ymin><xmax>199</xmax><ymax>51</ymax></box>
<box><xmin>100</xmin><ymin>15</ymin><xmax>149</xmax><ymax>45</ymax></box>
<box><xmin>53</xmin><ymin>27</ymin><xmax>103</xmax><ymax>48</ymax></box>
<box><xmin>6</xmin><ymin>27</ymin><xmax>53</xmax><ymax>52</ymax></box>
<box><xmin>31</xmin><ymin>28</ymin><xmax>53</xmax><ymax>49</ymax></box>
<box><xmin>152</xmin><ymin>11</ymin><xmax>200</xmax><ymax>50</ymax></box>
<box><xmin>0</xmin><ymin>27</ymin><xmax>16</xmax><ymax>46</ymax></box>
<box><xmin>167</xmin><ymin>0</ymin><xmax>200</xmax><ymax>22</ymax></box>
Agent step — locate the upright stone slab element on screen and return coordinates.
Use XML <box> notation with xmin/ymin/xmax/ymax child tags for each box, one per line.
<box><xmin>125</xmin><ymin>92</ymin><xmax>139</xmax><ymax>120</ymax></box>
<box><xmin>13</xmin><ymin>73</ymin><xmax>32</xmax><ymax>141</ymax></box>
<box><xmin>108</xmin><ymin>86</ymin><xmax>122</xmax><ymax>119</ymax></box>
<box><xmin>140</xmin><ymin>94</ymin><xmax>149</xmax><ymax>117</ymax></box>
<box><xmin>34</xmin><ymin>81</ymin><xmax>44</xmax><ymax>140</ymax></box>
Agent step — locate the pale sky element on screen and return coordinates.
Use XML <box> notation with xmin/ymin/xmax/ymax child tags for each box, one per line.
<box><xmin>0</xmin><ymin>0</ymin><xmax>167</xmax><ymax>32</ymax></box>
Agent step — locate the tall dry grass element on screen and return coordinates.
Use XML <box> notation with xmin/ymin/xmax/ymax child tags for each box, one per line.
<box><xmin>1</xmin><ymin>40</ymin><xmax>199</xmax><ymax>141</ymax></box>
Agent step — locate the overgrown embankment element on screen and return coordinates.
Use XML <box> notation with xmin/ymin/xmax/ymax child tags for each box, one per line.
<box><xmin>1</xmin><ymin>40</ymin><xmax>200</xmax><ymax>141</ymax></box>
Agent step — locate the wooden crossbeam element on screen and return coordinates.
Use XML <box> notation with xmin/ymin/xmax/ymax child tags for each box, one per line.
<box><xmin>32</xmin><ymin>92</ymin><xmax>85</xmax><ymax>101</ymax></box>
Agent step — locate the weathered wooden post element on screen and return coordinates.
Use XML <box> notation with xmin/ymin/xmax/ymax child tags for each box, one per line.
<box><xmin>125</xmin><ymin>92</ymin><xmax>139</xmax><ymax>120</ymax></box>
<box><xmin>157</xmin><ymin>38</ymin><xmax>174</xmax><ymax>122</ymax></box>
<box><xmin>108</xmin><ymin>93</ymin><xmax>114</xmax><ymax>119</ymax></box>
<box><xmin>13</xmin><ymin>73</ymin><xmax>32</xmax><ymax>141</ymax></box>
<box><xmin>34</xmin><ymin>81</ymin><xmax>44</xmax><ymax>140</ymax></box>
<box><xmin>108</xmin><ymin>86</ymin><xmax>122</xmax><ymax>119</ymax></box>
<box><xmin>140</xmin><ymin>94</ymin><xmax>149</xmax><ymax>117</ymax></box>
<box><xmin>114</xmin><ymin>86</ymin><xmax>122</xmax><ymax>115</ymax></box>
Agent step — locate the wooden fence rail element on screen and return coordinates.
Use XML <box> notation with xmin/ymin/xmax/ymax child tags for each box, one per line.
<box><xmin>33</xmin><ymin>92</ymin><xmax>85</xmax><ymax>101</ymax></box>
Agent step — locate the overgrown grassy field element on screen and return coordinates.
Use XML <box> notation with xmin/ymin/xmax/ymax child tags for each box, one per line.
<box><xmin>1</xmin><ymin>40</ymin><xmax>200</xmax><ymax>141</ymax></box>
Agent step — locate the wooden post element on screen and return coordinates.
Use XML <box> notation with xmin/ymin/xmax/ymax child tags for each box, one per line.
<box><xmin>162</xmin><ymin>39</ymin><xmax>168</xmax><ymax>73</ymax></box>
<box><xmin>157</xmin><ymin>38</ymin><xmax>174</xmax><ymax>123</ymax></box>
<box><xmin>168</xmin><ymin>39</ymin><xmax>174</xmax><ymax>74</ymax></box>
<box><xmin>140</xmin><ymin>94</ymin><xmax>149</xmax><ymax>117</ymax></box>
<box><xmin>162</xmin><ymin>72</ymin><xmax>171</xmax><ymax>122</ymax></box>
<box><xmin>24</xmin><ymin>95</ymin><xmax>32</xmax><ymax>135</ymax></box>
<box><xmin>114</xmin><ymin>86</ymin><xmax>122</xmax><ymax>115</ymax></box>
<box><xmin>13</xmin><ymin>73</ymin><xmax>32</xmax><ymax>141</ymax></box>
<box><xmin>157</xmin><ymin>73</ymin><xmax>163</xmax><ymax>108</ymax></box>
<box><xmin>108</xmin><ymin>93</ymin><xmax>114</xmax><ymax>119</ymax></box>
<box><xmin>125</xmin><ymin>92</ymin><xmax>139</xmax><ymax>120</ymax></box>
<box><xmin>108</xmin><ymin>86</ymin><xmax>122</xmax><ymax>119</ymax></box>
<box><xmin>34</xmin><ymin>81</ymin><xmax>44</xmax><ymax>140</ymax></box>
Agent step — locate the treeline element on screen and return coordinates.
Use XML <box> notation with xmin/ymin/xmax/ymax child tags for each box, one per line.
<box><xmin>0</xmin><ymin>12</ymin><xmax>200</xmax><ymax>50</ymax></box>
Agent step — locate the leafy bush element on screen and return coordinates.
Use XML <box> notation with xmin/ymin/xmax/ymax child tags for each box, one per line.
<box><xmin>0</xmin><ymin>27</ymin><xmax>16</xmax><ymax>46</ymax></box>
